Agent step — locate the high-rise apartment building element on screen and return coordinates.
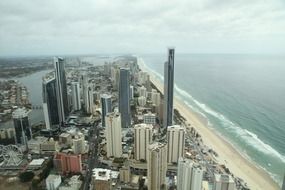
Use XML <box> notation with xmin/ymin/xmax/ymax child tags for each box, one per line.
<box><xmin>101</xmin><ymin>94</ymin><xmax>112</xmax><ymax>127</ymax></box>
<box><xmin>213</xmin><ymin>174</ymin><xmax>235</xmax><ymax>190</ymax></box>
<box><xmin>54</xmin><ymin>57</ymin><xmax>68</xmax><ymax>126</ymax></box>
<box><xmin>71</xmin><ymin>82</ymin><xmax>81</xmax><ymax>111</ymax></box>
<box><xmin>42</xmin><ymin>75</ymin><xmax>59</xmax><ymax>129</ymax></box>
<box><xmin>167</xmin><ymin>125</ymin><xmax>185</xmax><ymax>163</ymax></box>
<box><xmin>134</xmin><ymin>124</ymin><xmax>153</xmax><ymax>161</ymax></box>
<box><xmin>105</xmin><ymin>112</ymin><xmax>122</xmax><ymax>158</ymax></box>
<box><xmin>177</xmin><ymin>158</ymin><xmax>203</xmax><ymax>190</ymax></box>
<box><xmin>119</xmin><ymin>68</ymin><xmax>130</xmax><ymax>128</ymax></box>
<box><xmin>12</xmin><ymin>108</ymin><xmax>31</xmax><ymax>145</ymax></box>
<box><xmin>147</xmin><ymin>142</ymin><xmax>167</xmax><ymax>190</ymax></box>
<box><xmin>163</xmin><ymin>48</ymin><xmax>175</xmax><ymax>129</ymax></box>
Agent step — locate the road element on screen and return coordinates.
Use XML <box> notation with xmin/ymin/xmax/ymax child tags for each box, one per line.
<box><xmin>83</xmin><ymin>121</ymin><xmax>100</xmax><ymax>190</ymax></box>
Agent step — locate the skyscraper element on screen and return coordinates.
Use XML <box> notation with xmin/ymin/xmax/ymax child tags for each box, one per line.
<box><xmin>167</xmin><ymin>125</ymin><xmax>185</xmax><ymax>164</ymax></box>
<box><xmin>12</xmin><ymin>108</ymin><xmax>32</xmax><ymax>145</ymax></box>
<box><xmin>147</xmin><ymin>142</ymin><xmax>167</xmax><ymax>190</ymax></box>
<box><xmin>71</xmin><ymin>82</ymin><xmax>81</xmax><ymax>111</ymax></box>
<box><xmin>177</xmin><ymin>158</ymin><xmax>203</xmax><ymax>190</ymax></box>
<box><xmin>105</xmin><ymin>112</ymin><xmax>122</xmax><ymax>158</ymax></box>
<box><xmin>101</xmin><ymin>94</ymin><xmax>112</xmax><ymax>127</ymax></box>
<box><xmin>163</xmin><ymin>48</ymin><xmax>175</xmax><ymax>129</ymax></box>
<box><xmin>54</xmin><ymin>57</ymin><xmax>68</xmax><ymax>126</ymax></box>
<box><xmin>119</xmin><ymin>68</ymin><xmax>131</xmax><ymax>128</ymax></box>
<box><xmin>42</xmin><ymin>75</ymin><xmax>59</xmax><ymax>129</ymax></box>
<box><xmin>134</xmin><ymin>124</ymin><xmax>153</xmax><ymax>161</ymax></box>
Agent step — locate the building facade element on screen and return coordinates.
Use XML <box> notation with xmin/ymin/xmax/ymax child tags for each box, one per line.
<box><xmin>213</xmin><ymin>174</ymin><xmax>235</xmax><ymax>190</ymax></box>
<box><xmin>71</xmin><ymin>82</ymin><xmax>81</xmax><ymax>111</ymax></box>
<box><xmin>163</xmin><ymin>48</ymin><xmax>175</xmax><ymax>129</ymax></box>
<box><xmin>147</xmin><ymin>142</ymin><xmax>167</xmax><ymax>190</ymax></box>
<box><xmin>134</xmin><ymin>124</ymin><xmax>153</xmax><ymax>161</ymax></box>
<box><xmin>119</xmin><ymin>68</ymin><xmax>131</xmax><ymax>128</ymax></box>
<box><xmin>54</xmin><ymin>57</ymin><xmax>69</xmax><ymax>126</ymax></box>
<box><xmin>105</xmin><ymin>112</ymin><xmax>122</xmax><ymax>158</ymax></box>
<box><xmin>167</xmin><ymin>125</ymin><xmax>185</xmax><ymax>163</ymax></box>
<box><xmin>100</xmin><ymin>94</ymin><xmax>112</xmax><ymax>127</ymax></box>
<box><xmin>43</xmin><ymin>75</ymin><xmax>59</xmax><ymax>129</ymax></box>
<box><xmin>143</xmin><ymin>112</ymin><xmax>156</xmax><ymax>125</ymax></box>
<box><xmin>12</xmin><ymin>108</ymin><xmax>31</xmax><ymax>145</ymax></box>
<box><xmin>53</xmin><ymin>153</ymin><xmax>82</xmax><ymax>174</ymax></box>
<box><xmin>177</xmin><ymin>158</ymin><xmax>203</xmax><ymax>190</ymax></box>
<box><xmin>46</xmin><ymin>174</ymin><xmax>62</xmax><ymax>190</ymax></box>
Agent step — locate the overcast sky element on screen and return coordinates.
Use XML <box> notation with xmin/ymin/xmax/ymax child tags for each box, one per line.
<box><xmin>0</xmin><ymin>0</ymin><xmax>285</xmax><ymax>56</ymax></box>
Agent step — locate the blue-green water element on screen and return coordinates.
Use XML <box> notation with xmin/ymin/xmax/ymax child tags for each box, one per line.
<box><xmin>140</xmin><ymin>53</ymin><xmax>285</xmax><ymax>186</ymax></box>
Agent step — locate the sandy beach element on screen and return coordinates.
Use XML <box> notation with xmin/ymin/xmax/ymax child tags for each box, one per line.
<box><xmin>140</xmin><ymin>62</ymin><xmax>280</xmax><ymax>190</ymax></box>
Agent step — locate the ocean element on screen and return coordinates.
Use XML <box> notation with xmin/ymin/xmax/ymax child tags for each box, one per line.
<box><xmin>139</xmin><ymin>53</ymin><xmax>285</xmax><ymax>186</ymax></box>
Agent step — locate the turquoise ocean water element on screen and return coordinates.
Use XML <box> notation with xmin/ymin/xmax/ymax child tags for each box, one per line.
<box><xmin>140</xmin><ymin>53</ymin><xmax>285</xmax><ymax>186</ymax></box>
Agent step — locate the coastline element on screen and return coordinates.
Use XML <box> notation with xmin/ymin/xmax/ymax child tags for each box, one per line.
<box><xmin>138</xmin><ymin>61</ymin><xmax>280</xmax><ymax>190</ymax></box>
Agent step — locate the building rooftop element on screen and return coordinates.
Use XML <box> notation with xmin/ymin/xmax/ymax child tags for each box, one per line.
<box><xmin>28</xmin><ymin>159</ymin><xmax>45</xmax><ymax>167</ymax></box>
<box><xmin>214</xmin><ymin>174</ymin><xmax>234</xmax><ymax>183</ymax></box>
<box><xmin>12</xmin><ymin>107</ymin><xmax>30</xmax><ymax>119</ymax></box>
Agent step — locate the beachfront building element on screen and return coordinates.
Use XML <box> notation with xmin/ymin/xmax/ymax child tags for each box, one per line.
<box><xmin>147</xmin><ymin>142</ymin><xmax>167</xmax><ymax>190</ymax></box>
<box><xmin>42</xmin><ymin>74</ymin><xmax>59</xmax><ymax>130</ymax></box>
<box><xmin>46</xmin><ymin>174</ymin><xmax>62</xmax><ymax>190</ymax></box>
<box><xmin>101</xmin><ymin>94</ymin><xmax>112</xmax><ymax>127</ymax></box>
<box><xmin>177</xmin><ymin>158</ymin><xmax>203</xmax><ymax>190</ymax></box>
<box><xmin>167</xmin><ymin>125</ymin><xmax>185</xmax><ymax>164</ymax></box>
<box><xmin>71</xmin><ymin>82</ymin><xmax>81</xmax><ymax>111</ymax></box>
<box><xmin>163</xmin><ymin>48</ymin><xmax>175</xmax><ymax>129</ymax></box>
<box><xmin>105</xmin><ymin>112</ymin><xmax>122</xmax><ymax>158</ymax></box>
<box><xmin>151</xmin><ymin>89</ymin><xmax>161</xmax><ymax>106</ymax></box>
<box><xmin>54</xmin><ymin>57</ymin><xmax>69</xmax><ymax>126</ymax></box>
<box><xmin>134</xmin><ymin>124</ymin><xmax>153</xmax><ymax>161</ymax></box>
<box><xmin>119</xmin><ymin>68</ymin><xmax>131</xmax><ymax>128</ymax></box>
<box><xmin>213</xmin><ymin>174</ymin><xmax>235</xmax><ymax>190</ymax></box>
<box><xmin>12</xmin><ymin>107</ymin><xmax>31</xmax><ymax>145</ymax></box>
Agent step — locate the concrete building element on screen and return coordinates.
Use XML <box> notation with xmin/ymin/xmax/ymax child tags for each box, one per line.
<box><xmin>143</xmin><ymin>112</ymin><xmax>156</xmax><ymax>125</ymax></box>
<box><xmin>134</xmin><ymin>124</ymin><xmax>153</xmax><ymax>161</ymax></box>
<box><xmin>54</xmin><ymin>57</ymin><xmax>69</xmax><ymax>126</ymax></box>
<box><xmin>46</xmin><ymin>174</ymin><xmax>62</xmax><ymax>190</ymax></box>
<box><xmin>53</xmin><ymin>153</ymin><xmax>82</xmax><ymax>174</ymax></box>
<box><xmin>40</xmin><ymin>138</ymin><xmax>57</xmax><ymax>154</ymax></box>
<box><xmin>163</xmin><ymin>48</ymin><xmax>175</xmax><ymax>129</ymax></box>
<box><xmin>138</xmin><ymin>96</ymin><xmax>146</xmax><ymax>107</ymax></box>
<box><xmin>100</xmin><ymin>94</ymin><xmax>112</xmax><ymax>127</ymax></box>
<box><xmin>105</xmin><ymin>112</ymin><xmax>122</xmax><ymax>158</ymax></box>
<box><xmin>42</xmin><ymin>75</ymin><xmax>59</xmax><ymax>129</ymax></box>
<box><xmin>120</xmin><ymin>166</ymin><xmax>130</xmax><ymax>183</ymax></box>
<box><xmin>12</xmin><ymin>107</ymin><xmax>31</xmax><ymax>145</ymax></box>
<box><xmin>73</xmin><ymin>135</ymin><xmax>85</xmax><ymax>154</ymax></box>
<box><xmin>138</xmin><ymin>86</ymin><xmax>147</xmax><ymax>98</ymax></box>
<box><xmin>147</xmin><ymin>142</ymin><xmax>167</xmax><ymax>190</ymax></box>
<box><xmin>119</xmin><ymin>68</ymin><xmax>131</xmax><ymax>128</ymax></box>
<box><xmin>151</xmin><ymin>89</ymin><xmax>161</xmax><ymax>106</ymax></box>
<box><xmin>92</xmin><ymin>168</ymin><xmax>112</xmax><ymax>190</ymax></box>
<box><xmin>177</xmin><ymin>158</ymin><xmax>203</xmax><ymax>190</ymax></box>
<box><xmin>59</xmin><ymin>133</ymin><xmax>72</xmax><ymax>146</ymax></box>
<box><xmin>130</xmin><ymin>85</ymin><xmax>134</xmax><ymax>100</ymax></box>
<box><xmin>71</xmin><ymin>82</ymin><xmax>81</xmax><ymax>111</ymax></box>
<box><xmin>213</xmin><ymin>174</ymin><xmax>235</xmax><ymax>190</ymax></box>
<box><xmin>86</xmin><ymin>85</ymin><xmax>94</xmax><ymax>114</ymax></box>
<box><xmin>58</xmin><ymin>175</ymin><xmax>82</xmax><ymax>190</ymax></box>
<box><xmin>167</xmin><ymin>125</ymin><xmax>185</xmax><ymax>163</ymax></box>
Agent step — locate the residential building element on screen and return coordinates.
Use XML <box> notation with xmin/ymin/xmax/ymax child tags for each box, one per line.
<box><xmin>167</xmin><ymin>125</ymin><xmax>185</xmax><ymax>163</ymax></box>
<box><xmin>134</xmin><ymin>124</ymin><xmax>153</xmax><ymax>161</ymax></box>
<box><xmin>101</xmin><ymin>94</ymin><xmax>112</xmax><ymax>127</ymax></box>
<box><xmin>46</xmin><ymin>174</ymin><xmax>62</xmax><ymax>190</ymax></box>
<box><xmin>213</xmin><ymin>174</ymin><xmax>235</xmax><ymax>190</ymax></box>
<box><xmin>119</xmin><ymin>68</ymin><xmax>130</xmax><ymax>128</ymax></box>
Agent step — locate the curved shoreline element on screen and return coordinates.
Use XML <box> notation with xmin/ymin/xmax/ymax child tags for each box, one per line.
<box><xmin>138</xmin><ymin>60</ymin><xmax>280</xmax><ymax>190</ymax></box>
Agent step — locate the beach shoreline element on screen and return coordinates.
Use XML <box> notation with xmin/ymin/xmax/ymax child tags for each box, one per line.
<box><xmin>138</xmin><ymin>61</ymin><xmax>280</xmax><ymax>190</ymax></box>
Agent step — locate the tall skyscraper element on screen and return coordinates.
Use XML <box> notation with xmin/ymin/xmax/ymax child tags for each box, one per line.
<box><xmin>177</xmin><ymin>158</ymin><xmax>203</xmax><ymax>190</ymax></box>
<box><xmin>81</xmin><ymin>74</ymin><xmax>89</xmax><ymax>112</ymax></box>
<box><xmin>105</xmin><ymin>112</ymin><xmax>122</xmax><ymax>158</ymax></box>
<box><xmin>12</xmin><ymin>108</ymin><xmax>32</xmax><ymax>145</ymax></box>
<box><xmin>119</xmin><ymin>68</ymin><xmax>131</xmax><ymax>128</ymax></box>
<box><xmin>163</xmin><ymin>48</ymin><xmax>175</xmax><ymax>129</ymax></box>
<box><xmin>42</xmin><ymin>75</ymin><xmax>59</xmax><ymax>129</ymax></box>
<box><xmin>101</xmin><ymin>94</ymin><xmax>112</xmax><ymax>127</ymax></box>
<box><xmin>167</xmin><ymin>125</ymin><xmax>185</xmax><ymax>163</ymax></box>
<box><xmin>86</xmin><ymin>85</ymin><xmax>94</xmax><ymax>114</ymax></box>
<box><xmin>54</xmin><ymin>57</ymin><xmax>68</xmax><ymax>126</ymax></box>
<box><xmin>134</xmin><ymin>124</ymin><xmax>153</xmax><ymax>161</ymax></box>
<box><xmin>147</xmin><ymin>142</ymin><xmax>167</xmax><ymax>190</ymax></box>
<box><xmin>71</xmin><ymin>82</ymin><xmax>81</xmax><ymax>111</ymax></box>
